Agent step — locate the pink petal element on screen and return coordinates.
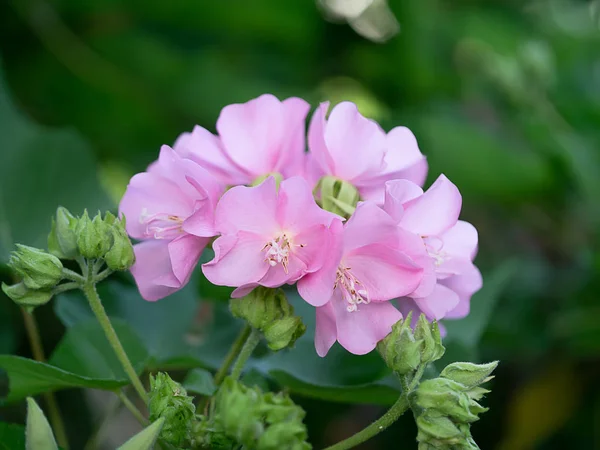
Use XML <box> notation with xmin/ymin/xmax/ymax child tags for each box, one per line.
<box><xmin>323</xmin><ymin>102</ymin><xmax>387</xmax><ymax>181</ymax></box>
<box><xmin>395</xmin><ymin>227</ymin><xmax>437</xmax><ymax>298</ymax></box>
<box><xmin>344</xmin><ymin>243</ymin><xmax>423</xmax><ymax>301</ymax></box>
<box><xmin>168</xmin><ymin>234</ymin><xmax>208</xmax><ymax>286</ymax></box>
<box><xmin>277</xmin><ymin>176</ymin><xmax>339</xmax><ymax>232</ymax></box>
<box><xmin>333</xmin><ymin>294</ymin><xmax>402</xmax><ymax>355</ymax></box>
<box><xmin>440</xmin><ymin>220</ymin><xmax>479</xmax><ymax>261</ymax></box>
<box><xmin>173</xmin><ymin>126</ymin><xmax>250</xmax><ymax>185</ymax></box>
<box><xmin>315</xmin><ymin>303</ymin><xmax>337</xmax><ymax>357</ymax></box>
<box><xmin>182</xmin><ymin>203</ymin><xmax>217</xmax><ymax>237</ymax></box>
<box><xmin>214</xmin><ymin>177</ymin><xmax>278</xmax><ymax>236</ymax></box>
<box><xmin>382</xmin><ymin>179</ymin><xmax>424</xmax><ymax>222</ymax></box>
<box><xmin>413</xmin><ymin>284</ymin><xmax>460</xmax><ymax>321</ymax></box>
<box><xmin>277</xmin><ymin>97</ymin><xmax>311</xmax><ymax>178</ymax></box>
<box><xmin>202</xmin><ymin>232</ymin><xmax>270</xmax><ymax>287</ymax></box>
<box><xmin>307</xmin><ymin>102</ymin><xmax>335</xmax><ymax>174</ymax></box>
<box><xmin>401</xmin><ymin>174</ymin><xmax>462</xmax><ymax>236</ymax></box>
<box><xmin>119</xmin><ymin>172</ymin><xmax>191</xmax><ymax>239</ymax></box>
<box><xmin>130</xmin><ymin>240</ymin><xmax>180</xmax><ymax>301</ymax></box>
<box><xmin>292</xmin><ymin>224</ymin><xmax>337</xmax><ymax>274</ymax></box>
<box><xmin>442</xmin><ymin>264</ymin><xmax>483</xmax><ymax>319</ymax></box>
<box><xmin>382</xmin><ymin>126</ymin><xmax>428</xmax><ymax>185</ymax></box>
<box><xmin>231</xmin><ymin>284</ymin><xmax>259</xmax><ymax>298</ymax></box>
<box><xmin>297</xmin><ymin>220</ymin><xmax>344</xmax><ymax>307</ymax></box>
<box><xmin>343</xmin><ymin>201</ymin><xmax>399</xmax><ymax>252</ymax></box>
<box><xmin>257</xmin><ymin>252</ymin><xmax>307</xmax><ymax>288</ymax></box>
<box><xmin>217</xmin><ymin>94</ymin><xmax>286</xmax><ymax>177</ymax></box>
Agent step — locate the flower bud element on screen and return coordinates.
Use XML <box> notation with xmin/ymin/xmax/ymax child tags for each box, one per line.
<box><xmin>415</xmin><ymin>314</ymin><xmax>445</xmax><ymax>365</ymax></box>
<box><xmin>47</xmin><ymin>206</ymin><xmax>78</xmax><ymax>259</ymax></box>
<box><xmin>414</xmin><ymin>378</ymin><xmax>482</xmax><ymax>424</ymax></box>
<box><xmin>148</xmin><ymin>372</ymin><xmax>196</xmax><ymax>447</ymax></box>
<box><xmin>230</xmin><ymin>287</ymin><xmax>306</xmax><ymax>351</ymax></box>
<box><xmin>377</xmin><ymin>312</ymin><xmax>422</xmax><ymax>375</ymax></box>
<box><xmin>75</xmin><ymin>210</ymin><xmax>112</xmax><ymax>259</ymax></box>
<box><xmin>439</xmin><ymin>361</ymin><xmax>498</xmax><ymax>389</ymax></box>
<box><xmin>2</xmin><ymin>282</ymin><xmax>53</xmax><ymax>310</ymax></box>
<box><xmin>104</xmin><ymin>218</ymin><xmax>135</xmax><ymax>271</ymax></box>
<box><xmin>316</xmin><ymin>176</ymin><xmax>360</xmax><ymax>218</ymax></box>
<box><xmin>9</xmin><ymin>245</ymin><xmax>63</xmax><ymax>290</ymax></box>
<box><xmin>416</xmin><ymin>411</ymin><xmax>462</xmax><ymax>442</ymax></box>
<box><xmin>215</xmin><ymin>377</ymin><xmax>310</xmax><ymax>450</ymax></box>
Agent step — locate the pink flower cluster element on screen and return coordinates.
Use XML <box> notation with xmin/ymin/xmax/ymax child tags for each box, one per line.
<box><xmin>120</xmin><ymin>94</ymin><xmax>482</xmax><ymax>356</ymax></box>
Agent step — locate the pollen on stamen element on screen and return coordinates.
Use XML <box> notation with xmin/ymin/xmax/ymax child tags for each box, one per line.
<box><xmin>139</xmin><ymin>208</ymin><xmax>185</xmax><ymax>239</ymax></box>
<box><xmin>262</xmin><ymin>234</ymin><xmax>305</xmax><ymax>273</ymax></box>
<box><xmin>336</xmin><ymin>266</ymin><xmax>370</xmax><ymax>312</ymax></box>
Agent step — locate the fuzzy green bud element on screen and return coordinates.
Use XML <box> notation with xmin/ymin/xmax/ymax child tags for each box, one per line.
<box><xmin>230</xmin><ymin>287</ymin><xmax>306</xmax><ymax>350</ymax></box>
<box><xmin>2</xmin><ymin>282</ymin><xmax>53</xmax><ymax>309</ymax></box>
<box><xmin>48</xmin><ymin>206</ymin><xmax>79</xmax><ymax>259</ymax></box>
<box><xmin>414</xmin><ymin>378</ymin><xmax>483</xmax><ymax>424</ymax></box>
<box><xmin>148</xmin><ymin>372</ymin><xmax>196</xmax><ymax>447</ymax></box>
<box><xmin>439</xmin><ymin>361</ymin><xmax>498</xmax><ymax>389</ymax></box>
<box><xmin>377</xmin><ymin>312</ymin><xmax>422</xmax><ymax>375</ymax></box>
<box><xmin>9</xmin><ymin>245</ymin><xmax>63</xmax><ymax>290</ymax></box>
<box><xmin>104</xmin><ymin>218</ymin><xmax>135</xmax><ymax>271</ymax></box>
<box><xmin>215</xmin><ymin>377</ymin><xmax>311</xmax><ymax>450</ymax></box>
<box><xmin>415</xmin><ymin>314</ymin><xmax>445</xmax><ymax>365</ymax></box>
<box><xmin>76</xmin><ymin>210</ymin><xmax>112</xmax><ymax>259</ymax></box>
<box><xmin>316</xmin><ymin>176</ymin><xmax>360</xmax><ymax>218</ymax></box>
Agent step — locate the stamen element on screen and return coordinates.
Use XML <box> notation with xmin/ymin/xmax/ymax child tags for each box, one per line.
<box><xmin>140</xmin><ymin>208</ymin><xmax>185</xmax><ymax>239</ymax></box>
<box><xmin>422</xmin><ymin>235</ymin><xmax>446</xmax><ymax>267</ymax></box>
<box><xmin>263</xmin><ymin>234</ymin><xmax>304</xmax><ymax>273</ymax></box>
<box><xmin>335</xmin><ymin>267</ymin><xmax>370</xmax><ymax>312</ymax></box>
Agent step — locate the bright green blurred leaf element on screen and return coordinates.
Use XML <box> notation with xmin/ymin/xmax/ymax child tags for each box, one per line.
<box><xmin>117</xmin><ymin>418</ymin><xmax>165</xmax><ymax>450</ymax></box>
<box><xmin>182</xmin><ymin>368</ymin><xmax>216</xmax><ymax>396</ymax></box>
<box><xmin>25</xmin><ymin>397</ymin><xmax>58</xmax><ymax>450</ymax></box>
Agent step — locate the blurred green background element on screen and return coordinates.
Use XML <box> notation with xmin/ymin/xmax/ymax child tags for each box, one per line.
<box><xmin>1</xmin><ymin>0</ymin><xmax>600</xmax><ymax>448</ymax></box>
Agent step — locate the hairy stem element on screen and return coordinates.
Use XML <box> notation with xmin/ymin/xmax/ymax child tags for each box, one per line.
<box><xmin>21</xmin><ymin>309</ymin><xmax>70</xmax><ymax>449</ymax></box>
<box><xmin>230</xmin><ymin>328</ymin><xmax>261</xmax><ymax>381</ymax></box>
<box><xmin>214</xmin><ymin>325</ymin><xmax>251</xmax><ymax>385</ymax></box>
<box><xmin>323</xmin><ymin>395</ymin><xmax>410</xmax><ymax>450</ymax></box>
<box><xmin>83</xmin><ymin>282</ymin><xmax>148</xmax><ymax>403</ymax></box>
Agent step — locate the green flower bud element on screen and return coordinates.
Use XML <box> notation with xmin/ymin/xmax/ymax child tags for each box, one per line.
<box><xmin>415</xmin><ymin>314</ymin><xmax>445</xmax><ymax>365</ymax></box>
<box><xmin>377</xmin><ymin>311</ymin><xmax>422</xmax><ymax>375</ymax></box>
<box><xmin>416</xmin><ymin>411</ymin><xmax>462</xmax><ymax>442</ymax></box>
<box><xmin>9</xmin><ymin>245</ymin><xmax>63</xmax><ymax>290</ymax></box>
<box><xmin>230</xmin><ymin>287</ymin><xmax>306</xmax><ymax>351</ymax></box>
<box><xmin>439</xmin><ymin>361</ymin><xmax>498</xmax><ymax>389</ymax></box>
<box><xmin>2</xmin><ymin>282</ymin><xmax>53</xmax><ymax>309</ymax></box>
<box><xmin>148</xmin><ymin>372</ymin><xmax>196</xmax><ymax>447</ymax></box>
<box><xmin>316</xmin><ymin>176</ymin><xmax>360</xmax><ymax>218</ymax></box>
<box><xmin>76</xmin><ymin>210</ymin><xmax>112</xmax><ymax>259</ymax></box>
<box><xmin>414</xmin><ymin>378</ymin><xmax>482</xmax><ymax>424</ymax></box>
<box><xmin>252</xmin><ymin>173</ymin><xmax>284</xmax><ymax>189</ymax></box>
<box><xmin>215</xmin><ymin>378</ymin><xmax>311</xmax><ymax>450</ymax></box>
<box><xmin>48</xmin><ymin>206</ymin><xmax>79</xmax><ymax>259</ymax></box>
<box><xmin>105</xmin><ymin>219</ymin><xmax>135</xmax><ymax>271</ymax></box>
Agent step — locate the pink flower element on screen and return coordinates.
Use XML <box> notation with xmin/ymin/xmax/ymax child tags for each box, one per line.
<box><xmin>306</xmin><ymin>101</ymin><xmax>428</xmax><ymax>204</ymax></box>
<box><xmin>119</xmin><ymin>146</ymin><xmax>223</xmax><ymax>301</ymax></box>
<box><xmin>174</xmin><ymin>94</ymin><xmax>310</xmax><ymax>185</ymax></box>
<box><xmin>383</xmin><ymin>175</ymin><xmax>482</xmax><ymax>321</ymax></box>
<box><xmin>297</xmin><ymin>201</ymin><xmax>425</xmax><ymax>356</ymax></box>
<box><xmin>202</xmin><ymin>176</ymin><xmax>342</xmax><ymax>296</ymax></box>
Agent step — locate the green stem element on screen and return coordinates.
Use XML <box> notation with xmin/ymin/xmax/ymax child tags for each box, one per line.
<box><xmin>21</xmin><ymin>309</ymin><xmax>70</xmax><ymax>449</ymax></box>
<box><xmin>214</xmin><ymin>325</ymin><xmax>251</xmax><ymax>385</ymax></box>
<box><xmin>230</xmin><ymin>328</ymin><xmax>261</xmax><ymax>381</ymax></box>
<box><xmin>83</xmin><ymin>282</ymin><xmax>148</xmax><ymax>403</ymax></box>
<box><xmin>323</xmin><ymin>395</ymin><xmax>410</xmax><ymax>450</ymax></box>
<box><xmin>52</xmin><ymin>282</ymin><xmax>79</xmax><ymax>295</ymax></box>
<box><xmin>61</xmin><ymin>267</ymin><xmax>85</xmax><ymax>283</ymax></box>
<box><xmin>94</xmin><ymin>268</ymin><xmax>113</xmax><ymax>284</ymax></box>
<box><xmin>408</xmin><ymin>365</ymin><xmax>426</xmax><ymax>392</ymax></box>
<box><xmin>116</xmin><ymin>390</ymin><xmax>148</xmax><ymax>426</ymax></box>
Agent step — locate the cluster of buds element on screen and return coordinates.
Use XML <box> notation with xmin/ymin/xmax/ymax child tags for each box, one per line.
<box><xmin>148</xmin><ymin>372</ymin><xmax>197</xmax><ymax>448</ymax></box>
<box><xmin>412</xmin><ymin>361</ymin><xmax>498</xmax><ymax>449</ymax></box>
<box><xmin>215</xmin><ymin>377</ymin><xmax>311</xmax><ymax>450</ymax></box>
<box><xmin>377</xmin><ymin>312</ymin><xmax>445</xmax><ymax>376</ymax></box>
<box><xmin>2</xmin><ymin>207</ymin><xmax>134</xmax><ymax>310</ymax></box>
<box><xmin>230</xmin><ymin>287</ymin><xmax>306</xmax><ymax>351</ymax></box>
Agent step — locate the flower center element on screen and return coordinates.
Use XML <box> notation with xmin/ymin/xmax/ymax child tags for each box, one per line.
<box><xmin>423</xmin><ymin>236</ymin><xmax>446</xmax><ymax>266</ymax></box>
<box><xmin>262</xmin><ymin>234</ymin><xmax>305</xmax><ymax>273</ymax></box>
<box><xmin>140</xmin><ymin>209</ymin><xmax>185</xmax><ymax>239</ymax></box>
<box><xmin>335</xmin><ymin>266</ymin><xmax>370</xmax><ymax>312</ymax></box>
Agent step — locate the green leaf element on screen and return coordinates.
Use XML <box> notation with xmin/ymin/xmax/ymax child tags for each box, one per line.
<box><xmin>0</xmin><ymin>60</ymin><xmax>111</xmax><ymax>261</ymax></box>
<box><xmin>0</xmin><ymin>319</ymin><xmax>148</xmax><ymax>403</ymax></box>
<box><xmin>182</xmin><ymin>368</ymin><xmax>216</xmax><ymax>396</ymax></box>
<box><xmin>117</xmin><ymin>418</ymin><xmax>165</xmax><ymax>450</ymax></box>
<box><xmin>25</xmin><ymin>397</ymin><xmax>58</xmax><ymax>450</ymax></box>
<box><xmin>0</xmin><ymin>422</ymin><xmax>26</xmax><ymax>450</ymax></box>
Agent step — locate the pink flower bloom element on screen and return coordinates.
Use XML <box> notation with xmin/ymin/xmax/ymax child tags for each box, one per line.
<box><xmin>119</xmin><ymin>146</ymin><xmax>223</xmax><ymax>301</ymax></box>
<box><xmin>202</xmin><ymin>176</ymin><xmax>342</xmax><ymax>296</ymax></box>
<box><xmin>306</xmin><ymin>101</ymin><xmax>428</xmax><ymax>204</ymax></box>
<box><xmin>174</xmin><ymin>94</ymin><xmax>310</xmax><ymax>185</ymax></box>
<box><xmin>297</xmin><ymin>201</ymin><xmax>425</xmax><ymax>356</ymax></box>
<box><xmin>383</xmin><ymin>175</ymin><xmax>482</xmax><ymax>321</ymax></box>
